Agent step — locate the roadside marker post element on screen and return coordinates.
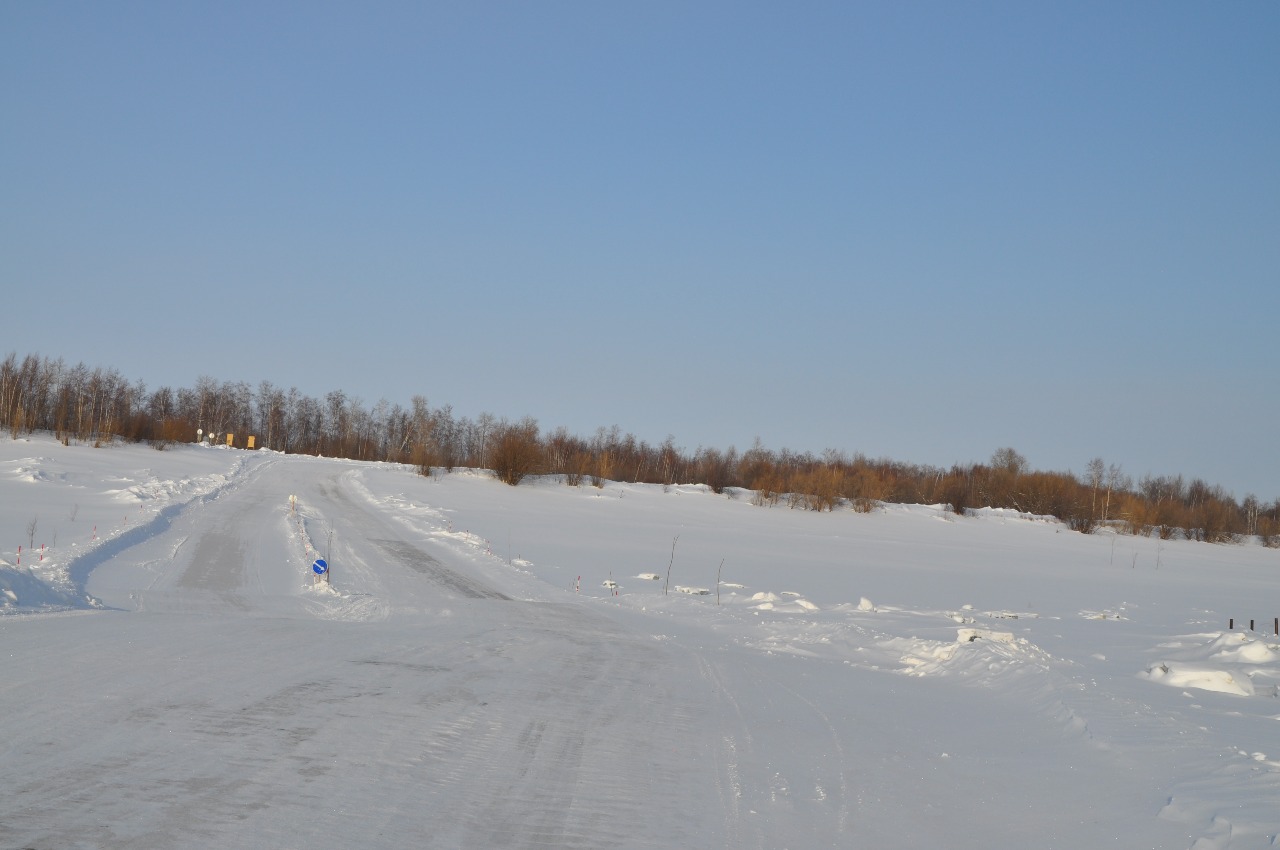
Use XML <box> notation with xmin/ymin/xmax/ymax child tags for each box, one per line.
<box><xmin>1227</xmin><ymin>617</ymin><xmax>1280</xmax><ymax>636</ymax></box>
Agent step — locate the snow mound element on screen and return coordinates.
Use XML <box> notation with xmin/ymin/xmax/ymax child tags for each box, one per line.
<box><xmin>751</xmin><ymin>593</ymin><xmax>819</xmax><ymax>613</ymax></box>
<box><xmin>1141</xmin><ymin>663</ymin><xmax>1255</xmax><ymax>697</ymax></box>
<box><xmin>1140</xmin><ymin>632</ymin><xmax>1280</xmax><ymax>698</ymax></box>
<box><xmin>1210</xmin><ymin>633</ymin><xmax>1280</xmax><ymax>665</ymax></box>
<box><xmin>1079</xmin><ymin>609</ymin><xmax>1127</xmax><ymax>621</ymax></box>
<box><xmin>0</xmin><ymin>566</ymin><xmax>96</xmax><ymax>611</ymax></box>
<box><xmin>888</xmin><ymin>636</ymin><xmax>958</xmax><ymax>669</ymax></box>
<box><xmin>957</xmin><ymin>628</ymin><xmax>1018</xmax><ymax>645</ymax></box>
<box><xmin>886</xmin><ymin>628</ymin><xmax>1044</xmax><ymax>678</ymax></box>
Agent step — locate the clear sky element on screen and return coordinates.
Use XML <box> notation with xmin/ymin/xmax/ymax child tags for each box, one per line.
<box><xmin>4</xmin><ymin>2</ymin><xmax>1278</xmax><ymax>499</ymax></box>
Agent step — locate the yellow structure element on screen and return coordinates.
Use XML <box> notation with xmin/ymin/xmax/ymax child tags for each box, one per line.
<box><xmin>226</xmin><ymin>433</ymin><xmax>234</xmax><ymax>447</ymax></box>
<box><xmin>247</xmin><ymin>436</ymin><xmax>256</xmax><ymax>449</ymax></box>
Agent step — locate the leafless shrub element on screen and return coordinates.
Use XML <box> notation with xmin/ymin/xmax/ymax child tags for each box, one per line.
<box><xmin>490</xmin><ymin>418</ymin><xmax>542</xmax><ymax>486</ymax></box>
<box><xmin>1065</xmin><ymin>514</ymin><xmax>1097</xmax><ymax>533</ymax></box>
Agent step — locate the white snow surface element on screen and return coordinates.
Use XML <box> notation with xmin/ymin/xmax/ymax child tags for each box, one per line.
<box><xmin>2</xmin><ymin>433</ymin><xmax>1279</xmax><ymax>849</ymax></box>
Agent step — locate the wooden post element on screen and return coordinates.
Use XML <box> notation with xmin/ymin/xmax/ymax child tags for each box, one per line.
<box><xmin>663</xmin><ymin>535</ymin><xmax>679</xmax><ymax>596</ymax></box>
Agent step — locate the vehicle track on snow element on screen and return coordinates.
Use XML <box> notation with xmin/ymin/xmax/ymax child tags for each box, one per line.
<box><xmin>309</xmin><ymin>470</ymin><xmax>511</xmax><ymax>602</ymax></box>
<box><xmin>370</xmin><ymin>538</ymin><xmax>510</xmax><ymax>601</ymax></box>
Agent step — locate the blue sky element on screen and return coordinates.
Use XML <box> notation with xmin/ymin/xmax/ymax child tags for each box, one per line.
<box><xmin>4</xmin><ymin>2</ymin><xmax>1278</xmax><ymax>499</ymax></box>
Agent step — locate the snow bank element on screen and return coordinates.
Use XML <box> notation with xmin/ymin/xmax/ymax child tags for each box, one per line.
<box><xmin>0</xmin><ymin>436</ymin><xmax>264</xmax><ymax>612</ymax></box>
<box><xmin>1142</xmin><ymin>662</ymin><xmax>1255</xmax><ymax>696</ymax></box>
<box><xmin>1141</xmin><ymin>631</ymin><xmax>1280</xmax><ymax>698</ymax></box>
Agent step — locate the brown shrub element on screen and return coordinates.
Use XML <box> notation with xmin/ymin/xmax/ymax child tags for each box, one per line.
<box><xmin>490</xmin><ymin>419</ymin><xmax>542</xmax><ymax>486</ymax></box>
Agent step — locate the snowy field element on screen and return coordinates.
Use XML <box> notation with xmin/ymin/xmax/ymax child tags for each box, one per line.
<box><xmin>2</xmin><ymin>433</ymin><xmax>1278</xmax><ymax>849</ymax></box>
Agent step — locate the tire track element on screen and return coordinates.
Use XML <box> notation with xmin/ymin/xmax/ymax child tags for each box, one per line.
<box><xmin>370</xmin><ymin>538</ymin><xmax>510</xmax><ymax>600</ymax></box>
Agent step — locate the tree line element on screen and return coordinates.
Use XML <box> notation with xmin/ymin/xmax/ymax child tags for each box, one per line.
<box><xmin>3</xmin><ymin>351</ymin><xmax>1278</xmax><ymax>546</ymax></box>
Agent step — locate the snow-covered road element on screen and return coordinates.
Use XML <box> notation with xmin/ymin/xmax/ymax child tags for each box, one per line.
<box><xmin>4</xmin><ymin>442</ymin><xmax>1278</xmax><ymax>848</ymax></box>
<box><xmin>6</xmin><ymin>454</ymin><xmax>861</xmax><ymax>848</ymax></box>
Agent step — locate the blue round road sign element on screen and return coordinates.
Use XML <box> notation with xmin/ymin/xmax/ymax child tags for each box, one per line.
<box><xmin>312</xmin><ymin>558</ymin><xmax>328</xmax><ymax>574</ymax></box>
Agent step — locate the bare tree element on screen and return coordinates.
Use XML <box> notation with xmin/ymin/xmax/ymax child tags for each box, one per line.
<box><xmin>1086</xmin><ymin>457</ymin><xmax>1105</xmax><ymax>519</ymax></box>
<box><xmin>991</xmin><ymin>447</ymin><xmax>1028</xmax><ymax>477</ymax></box>
<box><xmin>1104</xmin><ymin>463</ymin><xmax>1126</xmax><ymax>523</ymax></box>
